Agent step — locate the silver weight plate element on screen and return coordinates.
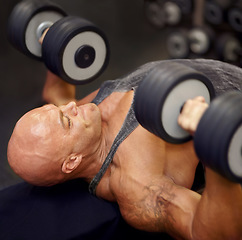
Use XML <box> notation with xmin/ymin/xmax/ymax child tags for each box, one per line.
<box><xmin>164</xmin><ymin>2</ymin><xmax>182</xmax><ymax>25</ymax></box>
<box><xmin>228</xmin><ymin>124</ymin><xmax>242</xmax><ymax>178</ymax></box>
<box><xmin>188</xmin><ymin>28</ymin><xmax>210</xmax><ymax>55</ymax></box>
<box><xmin>62</xmin><ymin>31</ymin><xmax>107</xmax><ymax>82</ymax></box>
<box><xmin>161</xmin><ymin>79</ymin><xmax>211</xmax><ymax>140</ymax></box>
<box><xmin>25</xmin><ymin>11</ymin><xmax>64</xmax><ymax>57</ymax></box>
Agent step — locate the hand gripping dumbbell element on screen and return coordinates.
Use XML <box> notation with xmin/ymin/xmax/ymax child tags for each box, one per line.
<box><xmin>134</xmin><ymin>62</ymin><xmax>215</xmax><ymax>143</ymax></box>
<box><xmin>7</xmin><ymin>0</ymin><xmax>109</xmax><ymax>85</ymax></box>
<box><xmin>194</xmin><ymin>91</ymin><xmax>242</xmax><ymax>183</ymax></box>
<box><xmin>134</xmin><ymin>62</ymin><xmax>242</xmax><ymax>183</ymax></box>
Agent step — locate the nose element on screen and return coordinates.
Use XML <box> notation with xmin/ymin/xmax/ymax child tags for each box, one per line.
<box><xmin>62</xmin><ymin>101</ymin><xmax>78</xmax><ymax>116</ymax></box>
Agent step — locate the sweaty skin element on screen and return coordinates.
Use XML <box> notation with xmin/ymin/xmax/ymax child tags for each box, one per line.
<box><xmin>7</xmin><ymin>71</ymin><xmax>242</xmax><ymax>240</ymax></box>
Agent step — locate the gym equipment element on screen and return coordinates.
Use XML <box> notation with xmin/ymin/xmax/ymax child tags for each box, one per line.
<box><xmin>7</xmin><ymin>0</ymin><xmax>67</xmax><ymax>60</ymax></box>
<box><xmin>134</xmin><ymin>62</ymin><xmax>215</xmax><ymax>144</ymax></box>
<box><xmin>7</xmin><ymin>0</ymin><xmax>109</xmax><ymax>85</ymax></box>
<box><xmin>170</xmin><ymin>0</ymin><xmax>193</xmax><ymax>15</ymax></box>
<box><xmin>228</xmin><ymin>0</ymin><xmax>242</xmax><ymax>32</ymax></box>
<box><xmin>194</xmin><ymin>91</ymin><xmax>242</xmax><ymax>183</ymax></box>
<box><xmin>216</xmin><ymin>33</ymin><xmax>242</xmax><ymax>63</ymax></box>
<box><xmin>204</xmin><ymin>0</ymin><xmax>226</xmax><ymax>25</ymax></box>
<box><xmin>144</xmin><ymin>0</ymin><xmax>183</xmax><ymax>29</ymax></box>
<box><xmin>188</xmin><ymin>26</ymin><xmax>214</xmax><ymax>55</ymax></box>
<box><xmin>166</xmin><ymin>29</ymin><xmax>190</xmax><ymax>59</ymax></box>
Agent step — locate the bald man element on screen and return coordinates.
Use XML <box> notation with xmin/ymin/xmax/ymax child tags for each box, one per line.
<box><xmin>8</xmin><ymin>59</ymin><xmax>242</xmax><ymax>239</ymax></box>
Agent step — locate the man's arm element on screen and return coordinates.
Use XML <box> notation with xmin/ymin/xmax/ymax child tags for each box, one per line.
<box><xmin>42</xmin><ymin>70</ymin><xmax>99</xmax><ymax>106</ymax></box>
<box><xmin>42</xmin><ymin>71</ymin><xmax>76</xmax><ymax>106</ymax></box>
<box><xmin>120</xmin><ymin>97</ymin><xmax>242</xmax><ymax>239</ymax></box>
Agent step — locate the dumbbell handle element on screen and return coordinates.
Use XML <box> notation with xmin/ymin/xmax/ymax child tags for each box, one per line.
<box><xmin>178</xmin><ymin>96</ymin><xmax>209</xmax><ymax>136</ymax></box>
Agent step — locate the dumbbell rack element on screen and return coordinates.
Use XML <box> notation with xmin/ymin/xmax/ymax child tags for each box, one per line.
<box><xmin>144</xmin><ymin>0</ymin><xmax>242</xmax><ymax>67</ymax></box>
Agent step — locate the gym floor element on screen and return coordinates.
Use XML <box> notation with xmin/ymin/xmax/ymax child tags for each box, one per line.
<box><xmin>0</xmin><ymin>0</ymin><xmax>169</xmax><ymax>190</ymax></box>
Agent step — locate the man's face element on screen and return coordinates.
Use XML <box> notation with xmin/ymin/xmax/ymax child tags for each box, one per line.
<box><xmin>7</xmin><ymin>101</ymin><xmax>102</xmax><ymax>185</ymax></box>
<box><xmin>48</xmin><ymin>101</ymin><xmax>102</xmax><ymax>154</ymax></box>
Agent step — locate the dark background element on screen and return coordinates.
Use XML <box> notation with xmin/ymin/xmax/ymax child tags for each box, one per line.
<box><xmin>0</xmin><ymin>0</ymin><xmax>241</xmax><ymax>190</ymax></box>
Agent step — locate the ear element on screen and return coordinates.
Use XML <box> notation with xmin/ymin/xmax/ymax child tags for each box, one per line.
<box><xmin>61</xmin><ymin>154</ymin><xmax>82</xmax><ymax>174</ymax></box>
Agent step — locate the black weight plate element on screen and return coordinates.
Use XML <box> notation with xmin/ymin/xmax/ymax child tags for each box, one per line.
<box><xmin>170</xmin><ymin>0</ymin><xmax>193</xmax><ymax>15</ymax></box>
<box><xmin>228</xmin><ymin>7</ymin><xmax>242</xmax><ymax>32</ymax></box>
<box><xmin>42</xmin><ymin>16</ymin><xmax>110</xmax><ymax>85</ymax></box>
<box><xmin>216</xmin><ymin>33</ymin><xmax>241</xmax><ymax>62</ymax></box>
<box><xmin>134</xmin><ymin>62</ymin><xmax>215</xmax><ymax>143</ymax></box>
<box><xmin>204</xmin><ymin>1</ymin><xmax>224</xmax><ymax>25</ymax></box>
<box><xmin>194</xmin><ymin>91</ymin><xmax>242</xmax><ymax>183</ymax></box>
<box><xmin>7</xmin><ymin>0</ymin><xmax>67</xmax><ymax>60</ymax></box>
<box><xmin>166</xmin><ymin>29</ymin><xmax>190</xmax><ymax>59</ymax></box>
<box><xmin>144</xmin><ymin>0</ymin><xmax>166</xmax><ymax>29</ymax></box>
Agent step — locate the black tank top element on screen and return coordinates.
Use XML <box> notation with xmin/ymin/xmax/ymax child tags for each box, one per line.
<box><xmin>88</xmin><ymin>59</ymin><xmax>242</xmax><ymax>195</ymax></box>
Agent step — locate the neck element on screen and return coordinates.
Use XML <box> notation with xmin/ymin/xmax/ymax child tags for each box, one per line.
<box><xmin>71</xmin><ymin>126</ymin><xmax>109</xmax><ymax>184</ymax></box>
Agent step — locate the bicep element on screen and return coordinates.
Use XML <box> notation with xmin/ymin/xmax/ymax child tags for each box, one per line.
<box><xmin>119</xmin><ymin>177</ymin><xmax>200</xmax><ymax>239</ymax></box>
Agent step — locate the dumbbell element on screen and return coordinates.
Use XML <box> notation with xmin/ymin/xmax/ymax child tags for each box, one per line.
<box><xmin>7</xmin><ymin>0</ymin><xmax>109</xmax><ymax>85</ymax></box>
<box><xmin>188</xmin><ymin>26</ymin><xmax>214</xmax><ymax>55</ymax></box>
<box><xmin>194</xmin><ymin>91</ymin><xmax>242</xmax><ymax>183</ymax></box>
<box><xmin>144</xmin><ymin>0</ymin><xmax>182</xmax><ymax>29</ymax></box>
<box><xmin>166</xmin><ymin>29</ymin><xmax>190</xmax><ymax>58</ymax></box>
<box><xmin>228</xmin><ymin>0</ymin><xmax>242</xmax><ymax>32</ymax></box>
<box><xmin>134</xmin><ymin>63</ymin><xmax>242</xmax><ymax>183</ymax></box>
<box><xmin>134</xmin><ymin>62</ymin><xmax>215</xmax><ymax>143</ymax></box>
<box><xmin>216</xmin><ymin>33</ymin><xmax>242</xmax><ymax>63</ymax></box>
<box><xmin>166</xmin><ymin>26</ymin><xmax>213</xmax><ymax>58</ymax></box>
<box><xmin>204</xmin><ymin>0</ymin><xmax>228</xmax><ymax>25</ymax></box>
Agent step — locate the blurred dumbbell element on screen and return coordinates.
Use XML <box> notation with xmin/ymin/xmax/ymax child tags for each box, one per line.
<box><xmin>7</xmin><ymin>0</ymin><xmax>109</xmax><ymax>85</ymax></box>
<box><xmin>144</xmin><ymin>0</ymin><xmax>183</xmax><ymax>28</ymax></box>
<box><xmin>194</xmin><ymin>91</ymin><xmax>242</xmax><ymax>183</ymax></box>
<box><xmin>188</xmin><ymin>26</ymin><xmax>214</xmax><ymax>55</ymax></box>
<box><xmin>204</xmin><ymin>0</ymin><xmax>228</xmax><ymax>25</ymax></box>
<box><xmin>216</xmin><ymin>33</ymin><xmax>242</xmax><ymax>63</ymax></box>
<box><xmin>166</xmin><ymin>29</ymin><xmax>190</xmax><ymax>58</ymax></box>
<box><xmin>166</xmin><ymin>26</ymin><xmax>214</xmax><ymax>58</ymax></box>
<box><xmin>134</xmin><ymin>62</ymin><xmax>215</xmax><ymax>144</ymax></box>
<box><xmin>228</xmin><ymin>0</ymin><xmax>242</xmax><ymax>32</ymax></box>
<box><xmin>170</xmin><ymin>0</ymin><xmax>193</xmax><ymax>15</ymax></box>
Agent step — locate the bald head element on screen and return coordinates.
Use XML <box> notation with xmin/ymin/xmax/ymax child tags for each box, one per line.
<box><xmin>7</xmin><ymin>105</ymin><xmax>69</xmax><ymax>186</ymax></box>
<box><xmin>7</xmin><ymin>102</ymin><xmax>102</xmax><ymax>186</ymax></box>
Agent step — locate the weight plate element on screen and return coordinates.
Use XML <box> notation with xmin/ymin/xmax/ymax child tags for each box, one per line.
<box><xmin>7</xmin><ymin>0</ymin><xmax>66</xmax><ymax>60</ymax></box>
<box><xmin>228</xmin><ymin>8</ymin><xmax>242</xmax><ymax>32</ymax></box>
<box><xmin>204</xmin><ymin>1</ymin><xmax>223</xmax><ymax>25</ymax></box>
<box><xmin>188</xmin><ymin>28</ymin><xmax>211</xmax><ymax>55</ymax></box>
<box><xmin>164</xmin><ymin>2</ymin><xmax>182</xmax><ymax>26</ymax></box>
<box><xmin>134</xmin><ymin>62</ymin><xmax>215</xmax><ymax>143</ymax></box>
<box><xmin>144</xmin><ymin>0</ymin><xmax>166</xmax><ymax>28</ymax></box>
<box><xmin>166</xmin><ymin>30</ymin><xmax>189</xmax><ymax>58</ymax></box>
<box><xmin>42</xmin><ymin>16</ymin><xmax>109</xmax><ymax>85</ymax></box>
<box><xmin>194</xmin><ymin>91</ymin><xmax>242</xmax><ymax>183</ymax></box>
<box><xmin>216</xmin><ymin>34</ymin><xmax>241</xmax><ymax>62</ymax></box>
<box><xmin>170</xmin><ymin>0</ymin><xmax>193</xmax><ymax>14</ymax></box>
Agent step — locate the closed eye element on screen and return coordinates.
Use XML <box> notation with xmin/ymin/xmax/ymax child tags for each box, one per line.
<box><xmin>65</xmin><ymin>115</ymin><xmax>71</xmax><ymax>128</ymax></box>
<box><xmin>59</xmin><ymin>110</ymin><xmax>71</xmax><ymax>129</ymax></box>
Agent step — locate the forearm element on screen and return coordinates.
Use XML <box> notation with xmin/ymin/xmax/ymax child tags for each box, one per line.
<box><xmin>192</xmin><ymin>168</ymin><xmax>242</xmax><ymax>239</ymax></box>
<box><xmin>42</xmin><ymin>71</ymin><xmax>76</xmax><ymax>106</ymax></box>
